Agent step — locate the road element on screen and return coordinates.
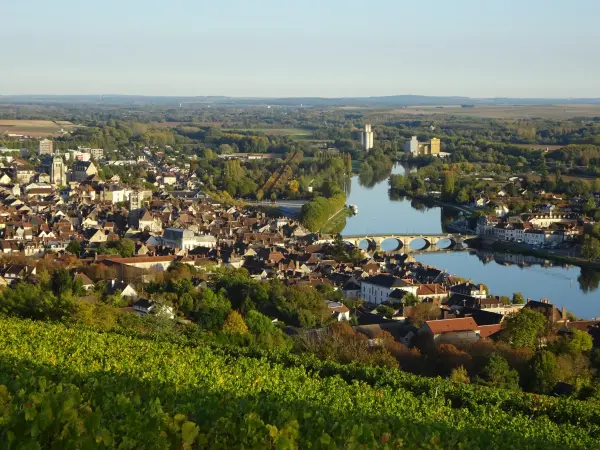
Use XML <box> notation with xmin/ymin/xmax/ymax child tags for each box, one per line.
<box><xmin>245</xmin><ymin>199</ymin><xmax>309</xmax><ymax>218</ymax></box>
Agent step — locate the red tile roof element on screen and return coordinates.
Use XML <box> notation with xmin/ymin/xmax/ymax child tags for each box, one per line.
<box><xmin>425</xmin><ymin>317</ymin><xmax>478</xmax><ymax>335</ymax></box>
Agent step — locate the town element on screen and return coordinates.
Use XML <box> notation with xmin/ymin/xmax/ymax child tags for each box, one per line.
<box><xmin>1</xmin><ymin>101</ymin><xmax>600</xmax><ymax>448</ymax></box>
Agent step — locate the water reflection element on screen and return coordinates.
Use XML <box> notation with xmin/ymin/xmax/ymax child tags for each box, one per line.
<box><xmin>415</xmin><ymin>251</ymin><xmax>600</xmax><ymax>319</ymax></box>
<box><xmin>340</xmin><ymin>162</ymin><xmax>600</xmax><ymax>317</ymax></box>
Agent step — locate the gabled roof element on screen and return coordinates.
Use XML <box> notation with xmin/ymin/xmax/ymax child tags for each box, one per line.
<box><xmin>363</xmin><ymin>274</ymin><xmax>412</xmax><ymax>289</ymax></box>
<box><xmin>424</xmin><ymin>317</ymin><xmax>478</xmax><ymax>335</ymax></box>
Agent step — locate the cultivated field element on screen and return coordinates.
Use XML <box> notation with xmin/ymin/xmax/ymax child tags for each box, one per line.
<box><xmin>224</xmin><ymin>127</ymin><xmax>312</xmax><ymax>137</ymax></box>
<box><xmin>377</xmin><ymin>105</ymin><xmax>600</xmax><ymax>119</ymax></box>
<box><xmin>0</xmin><ymin>120</ymin><xmax>78</xmax><ymax>137</ymax></box>
<box><xmin>518</xmin><ymin>144</ymin><xmax>565</xmax><ymax>151</ymax></box>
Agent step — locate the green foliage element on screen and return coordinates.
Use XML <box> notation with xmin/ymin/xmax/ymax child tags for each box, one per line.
<box><xmin>98</xmin><ymin>238</ymin><xmax>136</xmax><ymax>258</ymax></box>
<box><xmin>1</xmin><ymin>317</ymin><xmax>599</xmax><ymax>448</ymax></box>
<box><xmin>222</xmin><ymin>310</ymin><xmax>248</xmax><ymax>334</ymax></box>
<box><xmin>512</xmin><ymin>292</ymin><xmax>525</xmax><ymax>305</ymax></box>
<box><xmin>450</xmin><ymin>366</ymin><xmax>470</xmax><ymax>384</ymax></box>
<box><xmin>553</xmin><ymin>329</ymin><xmax>594</xmax><ymax>355</ymax></box>
<box><xmin>0</xmin><ymin>282</ymin><xmax>75</xmax><ymax>321</ymax></box>
<box><xmin>376</xmin><ymin>305</ymin><xmax>396</xmax><ymax>319</ymax></box>
<box><xmin>116</xmin><ymin>238</ymin><xmax>136</xmax><ymax>258</ymax></box>
<box><xmin>529</xmin><ymin>350</ymin><xmax>560</xmax><ymax>394</ymax></box>
<box><xmin>581</xmin><ymin>235</ymin><xmax>600</xmax><ymax>260</ymax></box>
<box><xmin>501</xmin><ymin>308</ymin><xmax>547</xmax><ymax>349</ymax></box>
<box><xmin>65</xmin><ymin>240</ymin><xmax>82</xmax><ymax>256</ymax></box>
<box><xmin>300</xmin><ymin>192</ymin><xmax>346</xmax><ymax>232</ymax></box>
<box><xmin>475</xmin><ymin>354</ymin><xmax>521</xmax><ymax>390</ymax></box>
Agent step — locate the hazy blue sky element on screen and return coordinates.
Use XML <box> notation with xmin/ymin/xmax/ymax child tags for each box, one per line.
<box><xmin>3</xmin><ymin>0</ymin><xmax>599</xmax><ymax>97</ymax></box>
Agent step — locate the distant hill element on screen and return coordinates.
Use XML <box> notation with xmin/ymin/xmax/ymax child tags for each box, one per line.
<box><xmin>1</xmin><ymin>94</ymin><xmax>600</xmax><ymax>107</ymax></box>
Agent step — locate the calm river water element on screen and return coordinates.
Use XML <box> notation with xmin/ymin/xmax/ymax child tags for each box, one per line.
<box><xmin>341</xmin><ymin>165</ymin><xmax>600</xmax><ymax>319</ymax></box>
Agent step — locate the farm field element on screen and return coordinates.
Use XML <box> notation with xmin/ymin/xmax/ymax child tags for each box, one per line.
<box><xmin>518</xmin><ymin>144</ymin><xmax>565</xmax><ymax>151</ymax></box>
<box><xmin>0</xmin><ymin>119</ymin><xmax>78</xmax><ymax>137</ymax></box>
<box><xmin>364</xmin><ymin>105</ymin><xmax>600</xmax><ymax>120</ymax></box>
<box><xmin>223</xmin><ymin>127</ymin><xmax>312</xmax><ymax>137</ymax></box>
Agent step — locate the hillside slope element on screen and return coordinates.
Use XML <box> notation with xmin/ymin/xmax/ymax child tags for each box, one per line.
<box><xmin>0</xmin><ymin>316</ymin><xmax>598</xmax><ymax>449</ymax></box>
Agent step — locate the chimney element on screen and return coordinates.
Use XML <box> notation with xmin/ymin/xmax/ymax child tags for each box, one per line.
<box><xmin>561</xmin><ymin>306</ymin><xmax>567</xmax><ymax>321</ymax></box>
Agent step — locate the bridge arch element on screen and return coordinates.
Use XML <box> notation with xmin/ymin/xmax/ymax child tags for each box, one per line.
<box><xmin>436</xmin><ymin>238</ymin><xmax>457</xmax><ymax>250</ymax></box>
<box><xmin>381</xmin><ymin>238</ymin><xmax>403</xmax><ymax>252</ymax></box>
<box><xmin>409</xmin><ymin>237</ymin><xmax>431</xmax><ymax>251</ymax></box>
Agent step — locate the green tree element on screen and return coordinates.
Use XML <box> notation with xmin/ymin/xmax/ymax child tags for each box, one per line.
<box><xmin>475</xmin><ymin>354</ymin><xmax>520</xmax><ymax>390</ymax></box>
<box><xmin>117</xmin><ymin>238</ymin><xmax>136</xmax><ymax>258</ymax></box>
<box><xmin>581</xmin><ymin>235</ymin><xmax>600</xmax><ymax>260</ymax></box>
<box><xmin>51</xmin><ymin>269</ymin><xmax>73</xmax><ymax>296</ymax></box>
<box><xmin>66</xmin><ymin>240</ymin><xmax>82</xmax><ymax>256</ymax></box>
<box><xmin>501</xmin><ymin>308</ymin><xmax>546</xmax><ymax>349</ymax></box>
<box><xmin>402</xmin><ymin>293</ymin><xmax>419</xmax><ymax>307</ymax></box>
<box><xmin>560</xmin><ymin>329</ymin><xmax>594</xmax><ymax>355</ymax></box>
<box><xmin>442</xmin><ymin>171</ymin><xmax>456</xmax><ymax>199</ymax></box>
<box><xmin>455</xmin><ymin>189</ymin><xmax>469</xmax><ymax>204</ymax></box>
<box><xmin>218</xmin><ymin>144</ymin><xmax>234</xmax><ymax>155</ymax></box>
<box><xmin>512</xmin><ymin>292</ymin><xmax>525</xmax><ymax>305</ymax></box>
<box><xmin>195</xmin><ymin>288</ymin><xmax>231</xmax><ymax>331</ymax></box>
<box><xmin>376</xmin><ymin>305</ymin><xmax>396</xmax><ymax>319</ymax></box>
<box><xmin>529</xmin><ymin>350</ymin><xmax>559</xmax><ymax>394</ymax></box>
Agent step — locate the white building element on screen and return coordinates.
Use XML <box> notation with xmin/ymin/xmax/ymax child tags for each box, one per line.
<box><xmin>360</xmin><ymin>275</ymin><xmax>418</xmax><ymax>305</ymax></box>
<box><xmin>404</xmin><ymin>136</ymin><xmax>419</xmax><ymax>154</ymax></box>
<box><xmin>327</xmin><ymin>302</ymin><xmax>350</xmax><ymax>321</ymax></box>
<box><xmin>360</xmin><ymin>124</ymin><xmax>374</xmax><ymax>151</ymax></box>
<box><xmin>50</xmin><ymin>156</ymin><xmax>66</xmax><ymax>186</ymax></box>
<box><xmin>39</xmin><ymin>139</ymin><xmax>53</xmax><ymax>156</ymax></box>
<box><xmin>161</xmin><ymin>228</ymin><xmax>216</xmax><ymax>251</ymax></box>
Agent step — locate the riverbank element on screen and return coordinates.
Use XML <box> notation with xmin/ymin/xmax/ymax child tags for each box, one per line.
<box><xmin>320</xmin><ymin>207</ymin><xmax>351</xmax><ymax>234</ymax></box>
<box><xmin>476</xmin><ymin>238</ymin><xmax>600</xmax><ymax>269</ymax></box>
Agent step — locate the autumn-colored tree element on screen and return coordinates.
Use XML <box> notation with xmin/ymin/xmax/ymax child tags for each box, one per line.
<box><xmin>436</xmin><ymin>344</ymin><xmax>472</xmax><ymax>376</ymax></box>
<box><xmin>450</xmin><ymin>366</ymin><xmax>470</xmax><ymax>384</ymax></box>
<box><xmin>222</xmin><ymin>310</ymin><xmax>248</xmax><ymax>334</ymax></box>
<box><xmin>288</xmin><ymin>179</ymin><xmax>299</xmax><ymax>193</ymax></box>
<box><xmin>407</xmin><ymin>303</ymin><xmax>440</xmax><ymax>327</ymax></box>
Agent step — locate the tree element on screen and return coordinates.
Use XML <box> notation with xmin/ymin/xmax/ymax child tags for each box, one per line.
<box><xmin>402</xmin><ymin>293</ymin><xmax>419</xmax><ymax>307</ymax></box>
<box><xmin>442</xmin><ymin>171</ymin><xmax>456</xmax><ymax>199</ymax></box>
<box><xmin>512</xmin><ymin>292</ymin><xmax>525</xmax><ymax>305</ymax></box>
<box><xmin>407</xmin><ymin>303</ymin><xmax>440</xmax><ymax>327</ymax></box>
<box><xmin>501</xmin><ymin>308</ymin><xmax>546</xmax><ymax>349</ymax></box>
<box><xmin>51</xmin><ymin>269</ymin><xmax>73</xmax><ymax>296</ymax></box>
<box><xmin>376</xmin><ymin>305</ymin><xmax>396</xmax><ymax>319</ymax></box>
<box><xmin>218</xmin><ymin>144</ymin><xmax>234</xmax><ymax>155</ymax></box>
<box><xmin>581</xmin><ymin>235</ymin><xmax>600</xmax><ymax>260</ymax></box>
<box><xmin>256</xmin><ymin>189</ymin><xmax>264</xmax><ymax>201</ymax></box>
<box><xmin>455</xmin><ymin>189</ymin><xmax>469</xmax><ymax>204</ymax></box>
<box><xmin>559</xmin><ymin>329</ymin><xmax>594</xmax><ymax>355</ymax></box>
<box><xmin>529</xmin><ymin>350</ymin><xmax>559</xmax><ymax>394</ymax></box>
<box><xmin>116</xmin><ymin>238</ymin><xmax>136</xmax><ymax>258</ymax></box>
<box><xmin>288</xmin><ymin>179</ymin><xmax>299</xmax><ymax>193</ymax></box>
<box><xmin>450</xmin><ymin>366</ymin><xmax>470</xmax><ymax>384</ymax></box>
<box><xmin>222</xmin><ymin>310</ymin><xmax>248</xmax><ymax>334</ymax></box>
<box><xmin>475</xmin><ymin>354</ymin><xmax>520</xmax><ymax>390</ymax></box>
<box><xmin>66</xmin><ymin>240</ymin><xmax>82</xmax><ymax>256</ymax></box>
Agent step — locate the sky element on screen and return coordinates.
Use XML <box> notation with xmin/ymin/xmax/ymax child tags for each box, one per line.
<box><xmin>3</xmin><ymin>0</ymin><xmax>599</xmax><ymax>98</ymax></box>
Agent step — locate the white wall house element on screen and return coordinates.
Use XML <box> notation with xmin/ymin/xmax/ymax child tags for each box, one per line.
<box><xmin>360</xmin><ymin>275</ymin><xmax>419</xmax><ymax>305</ymax></box>
<box><xmin>161</xmin><ymin>227</ymin><xmax>216</xmax><ymax>251</ymax></box>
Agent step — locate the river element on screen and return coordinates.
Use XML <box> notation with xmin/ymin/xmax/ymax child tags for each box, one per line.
<box><xmin>341</xmin><ymin>164</ymin><xmax>600</xmax><ymax>319</ymax></box>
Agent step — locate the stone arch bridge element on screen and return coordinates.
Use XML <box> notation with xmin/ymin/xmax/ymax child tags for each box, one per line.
<box><xmin>342</xmin><ymin>233</ymin><xmax>477</xmax><ymax>253</ymax></box>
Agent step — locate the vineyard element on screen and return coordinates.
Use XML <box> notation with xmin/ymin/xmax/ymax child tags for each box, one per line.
<box><xmin>1</xmin><ymin>316</ymin><xmax>599</xmax><ymax>449</ymax></box>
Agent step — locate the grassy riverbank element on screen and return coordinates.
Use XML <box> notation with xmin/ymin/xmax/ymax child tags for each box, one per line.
<box><xmin>320</xmin><ymin>207</ymin><xmax>351</xmax><ymax>234</ymax></box>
